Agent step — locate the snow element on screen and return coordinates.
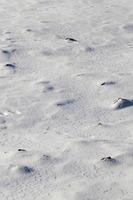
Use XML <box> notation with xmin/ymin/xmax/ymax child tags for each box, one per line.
<box><xmin>0</xmin><ymin>0</ymin><xmax>133</xmax><ymax>199</ymax></box>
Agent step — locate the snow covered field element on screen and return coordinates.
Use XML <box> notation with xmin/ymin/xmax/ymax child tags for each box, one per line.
<box><xmin>0</xmin><ymin>0</ymin><xmax>133</xmax><ymax>199</ymax></box>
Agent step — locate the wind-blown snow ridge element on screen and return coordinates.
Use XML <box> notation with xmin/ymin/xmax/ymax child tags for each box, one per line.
<box><xmin>112</xmin><ymin>98</ymin><xmax>133</xmax><ymax>110</ymax></box>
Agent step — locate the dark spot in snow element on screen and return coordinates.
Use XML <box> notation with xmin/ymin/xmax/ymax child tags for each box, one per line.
<box><xmin>123</xmin><ymin>24</ymin><xmax>133</xmax><ymax>32</ymax></box>
<box><xmin>2</xmin><ymin>50</ymin><xmax>9</xmax><ymax>54</ymax></box>
<box><xmin>101</xmin><ymin>156</ymin><xmax>118</xmax><ymax>165</ymax></box>
<box><xmin>101</xmin><ymin>81</ymin><xmax>116</xmax><ymax>86</ymax></box>
<box><xmin>65</xmin><ymin>38</ymin><xmax>78</xmax><ymax>42</ymax></box>
<box><xmin>101</xmin><ymin>156</ymin><xmax>112</xmax><ymax>160</ymax></box>
<box><xmin>47</xmin><ymin>85</ymin><xmax>54</xmax><ymax>90</ymax></box>
<box><xmin>45</xmin><ymin>85</ymin><xmax>54</xmax><ymax>92</ymax></box>
<box><xmin>86</xmin><ymin>47</ymin><xmax>95</xmax><ymax>52</ymax></box>
<box><xmin>5</xmin><ymin>63</ymin><xmax>16</xmax><ymax>69</ymax></box>
<box><xmin>43</xmin><ymin>154</ymin><xmax>51</xmax><ymax>160</ymax></box>
<box><xmin>56</xmin><ymin>99</ymin><xmax>75</xmax><ymax>107</ymax></box>
<box><xmin>98</xmin><ymin>122</ymin><xmax>102</xmax><ymax>126</ymax></box>
<box><xmin>18</xmin><ymin>149</ymin><xmax>26</xmax><ymax>152</ymax></box>
<box><xmin>20</xmin><ymin>166</ymin><xmax>34</xmax><ymax>174</ymax></box>
<box><xmin>2</xmin><ymin>49</ymin><xmax>16</xmax><ymax>54</ymax></box>
<box><xmin>5</xmin><ymin>31</ymin><xmax>11</xmax><ymax>34</ymax></box>
<box><xmin>26</xmin><ymin>29</ymin><xmax>32</xmax><ymax>32</ymax></box>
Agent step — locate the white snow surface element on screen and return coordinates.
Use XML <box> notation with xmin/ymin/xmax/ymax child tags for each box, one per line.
<box><xmin>0</xmin><ymin>0</ymin><xmax>133</xmax><ymax>199</ymax></box>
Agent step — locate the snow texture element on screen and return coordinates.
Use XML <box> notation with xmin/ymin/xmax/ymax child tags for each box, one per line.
<box><xmin>0</xmin><ymin>0</ymin><xmax>133</xmax><ymax>199</ymax></box>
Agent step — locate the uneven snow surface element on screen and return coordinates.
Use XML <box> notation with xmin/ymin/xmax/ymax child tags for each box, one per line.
<box><xmin>0</xmin><ymin>0</ymin><xmax>133</xmax><ymax>199</ymax></box>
